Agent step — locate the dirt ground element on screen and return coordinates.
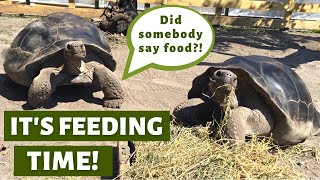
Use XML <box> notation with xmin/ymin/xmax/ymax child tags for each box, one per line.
<box><xmin>0</xmin><ymin>15</ymin><xmax>320</xmax><ymax>179</ymax></box>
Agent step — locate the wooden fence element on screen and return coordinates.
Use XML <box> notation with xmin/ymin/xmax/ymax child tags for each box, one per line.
<box><xmin>0</xmin><ymin>0</ymin><xmax>319</xmax><ymax>30</ymax></box>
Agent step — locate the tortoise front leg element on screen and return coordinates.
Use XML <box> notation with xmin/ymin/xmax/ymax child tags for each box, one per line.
<box><xmin>28</xmin><ymin>68</ymin><xmax>60</xmax><ymax>108</ymax></box>
<box><xmin>93</xmin><ymin>64</ymin><xmax>124</xmax><ymax>108</ymax></box>
<box><xmin>225</xmin><ymin>107</ymin><xmax>272</xmax><ymax>141</ymax></box>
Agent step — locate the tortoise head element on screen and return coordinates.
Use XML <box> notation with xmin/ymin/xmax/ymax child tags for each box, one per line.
<box><xmin>63</xmin><ymin>41</ymin><xmax>86</xmax><ymax>60</ymax></box>
<box><xmin>204</xmin><ymin>69</ymin><xmax>237</xmax><ymax>105</ymax></box>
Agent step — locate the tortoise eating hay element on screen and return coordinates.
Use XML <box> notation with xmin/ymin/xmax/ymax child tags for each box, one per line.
<box><xmin>4</xmin><ymin>13</ymin><xmax>124</xmax><ymax>108</ymax></box>
<box><xmin>173</xmin><ymin>56</ymin><xmax>320</xmax><ymax>145</ymax></box>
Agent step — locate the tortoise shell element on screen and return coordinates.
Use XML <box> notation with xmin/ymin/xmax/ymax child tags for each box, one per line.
<box><xmin>188</xmin><ymin>56</ymin><xmax>320</xmax><ymax>142</ymax></box>
<box><xmin>4</xmin><ymin>12</ymin><xmax>116</xmax><ymax>86</ymax></box>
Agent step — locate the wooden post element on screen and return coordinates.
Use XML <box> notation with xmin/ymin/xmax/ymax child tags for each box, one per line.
<box><xmin>215</xmin><ymin>7</ymin><xmax>223</xmax><ymax>16</ymax></box>
<box><xmin>94</xmin><ymin>0</ymin><xmax>99</xmax><ymax>9</ymax></box>
<box><xmin>144</xmin><ymin>3</ymin><xmax>150</xmax><ymax>9</ymax></box>
<box><xmin>284</xmin><ymin>0</ymin><xmax>294</xmax><ymax>29</ymax></box>
<box><xmin>225</xmin><ymin>8</ymin><xmax>229</xmax><ymax>16</ymax></box>
<box><xmin>26</xmin><ymin>0</ymin><xmax>30</xmax><ymax>5</ymax></box>
<box><xmin>68</xmin><ymin>0</ymin><xmax>75</xmax><ymax>8</ymax></box>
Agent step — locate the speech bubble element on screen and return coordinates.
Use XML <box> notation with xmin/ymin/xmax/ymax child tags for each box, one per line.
<box><xmin>122</xmin><ymin>5</ymin><xmax>215</xmax><ymax>80</ymax></box>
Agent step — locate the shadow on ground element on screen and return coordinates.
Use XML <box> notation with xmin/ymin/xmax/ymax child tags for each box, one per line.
<box><xmin>0</xmin><ymin>74</ymin><xmax>103</xmax><ymax>109</ymax></box>
<box><xmin>213</xmin><ymin>28</ymin><xmax>320</xmax><ymax>68</ymax></box>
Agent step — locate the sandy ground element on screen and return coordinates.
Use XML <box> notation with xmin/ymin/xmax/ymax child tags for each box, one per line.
<box><xmin>0</xmin><ymin>16</ymin><xmax>320</xmax><ymax>179</ymax></box>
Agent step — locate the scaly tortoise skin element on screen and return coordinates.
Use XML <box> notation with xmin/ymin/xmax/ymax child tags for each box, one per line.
<box><xmin>4</xmin><ymin>12</ymin><xmax>124</xmax><ymax>108</ymax></box>
<box><xmin>173</xmin><ymin>56</ymin><xmax>320</xmax><ymax>145</ymax></box>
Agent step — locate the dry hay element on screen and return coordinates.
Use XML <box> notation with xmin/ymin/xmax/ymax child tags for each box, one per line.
<box><xmin>121</xmin><ymin>124</ymin><xmax>319</xmax><ymax>179</ymax></box>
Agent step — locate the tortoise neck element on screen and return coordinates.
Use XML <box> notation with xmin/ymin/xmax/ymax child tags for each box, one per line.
<box><xmin>64</xmin><ymin>58</ymin><xmax>87</xmax><ymax>76</ymax></box>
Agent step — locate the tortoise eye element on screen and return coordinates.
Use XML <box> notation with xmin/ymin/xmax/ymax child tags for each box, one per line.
<box><xmin>215</xmin><ymin>70</ymin><xmax>222</xmax><ymax>77</ymax></box>
<box><xmin>66</xmin><ymin>44</ymin><xmax>71</xmax><ymax>49</ymax></box>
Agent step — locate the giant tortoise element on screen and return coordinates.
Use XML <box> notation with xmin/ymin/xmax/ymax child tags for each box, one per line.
<box><xmin>173</xmin><ymin>56</ymin><xmax>320</xmax><ymax>145</ymax></box>
<box><xmin>4</xmin><ymin>12</ymin><xmax>124</xmax><ymax>108</ymax></box>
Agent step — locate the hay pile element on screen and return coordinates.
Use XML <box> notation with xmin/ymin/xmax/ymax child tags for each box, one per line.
<box><xmin>122</xmin><ymin>124</ymin><xmax>318</xmax><ymax>179</ymax></box>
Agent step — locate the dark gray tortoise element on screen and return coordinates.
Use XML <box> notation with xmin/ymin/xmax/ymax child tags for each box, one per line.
<box><xmin>173</xmin><ymin>56</ymin><xmax>320</xmax><ymax>145</ymax></box>
<box><xmin>4</xmin><ymin>12</ymin><xmax>124</xmax><ymax>108</ymax></box>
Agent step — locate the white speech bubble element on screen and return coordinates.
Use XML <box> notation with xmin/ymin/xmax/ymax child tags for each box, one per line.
<box><xmin>123</xmin><ymin>5</ymin><xmax>215</xmax><ymax>79</ymax></box>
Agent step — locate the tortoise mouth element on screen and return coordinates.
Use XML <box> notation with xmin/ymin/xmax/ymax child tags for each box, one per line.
<box><xmin>64</xmin><ymin>51</ymin><xmax>86</xmax><ymax>60</ymax></box>
<box><xmin>69</xmin><ymin>50</ymin><xmax>85</xmax><ymax>55</ymax></box>
<box><xmin>223</xmin><ymin>83</ymin><xmax>233</xmax><ymax>91</ymax></box>
<box><xmin>202</xmin><ymin>81</ymin><xmax>235</xmax><ymax>106</ymax></box>
<box><xmin>202</xmin><ymin>69</ymin><xmax>237</xmax><ymax>105</ymax></box>
<box><xmin>207</xmin><ymin>81</ymin><xmax>234</xmax><ymax>95</ymax></box>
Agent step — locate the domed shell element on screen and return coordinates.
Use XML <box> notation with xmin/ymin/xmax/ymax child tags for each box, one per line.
<box><xmin>4</xmin><ymin>12</ymin><xmax>116</xmax><ymax>86</ymax></box>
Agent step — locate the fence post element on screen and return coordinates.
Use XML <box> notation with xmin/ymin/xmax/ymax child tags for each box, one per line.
<box><xmin>225</xmin><ymin>8</ymin><xmax>229</xmax><ymax>16</ymax></box>
<box><xmin>68</xmin><ymin>0</ymin><xmax>75</xmax><ymax>8</ymax></box>
<box><xmin>284</xmin><ymin>0</ymin><xmax>294</xmax><ymax>29</ymax></box>
<box><xmin>94</xmin><ymin>0</ymin><xmax>99</xmax><ymax>9</ymax></box>
<box><xmin>144</xmin><ymin>3</ymin><xmax>150</xmax><ymax>9</ymax></box>
<box><xmin>215</xmin><ymin>7</ymin><xmax>222</xmax><ymax>16</ymax></box>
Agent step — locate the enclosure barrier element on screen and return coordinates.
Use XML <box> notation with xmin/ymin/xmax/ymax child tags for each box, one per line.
<box><xmin>0</xmin><ymin>0</ymin><xmax>319</xmax><ymax>30</ymax></box>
